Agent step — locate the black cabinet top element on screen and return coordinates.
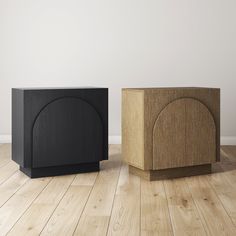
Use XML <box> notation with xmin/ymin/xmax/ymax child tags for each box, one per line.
<box><xmin>12</xmin><ymin>87</ymin><xmax>107</xmax><ymax>91</ymax></box>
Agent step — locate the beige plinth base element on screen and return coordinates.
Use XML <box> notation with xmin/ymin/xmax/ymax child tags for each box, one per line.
<box><xmin>129</xmin><ymin>164</ymin><xmax>212</xmax><ymax>181</ymax></box>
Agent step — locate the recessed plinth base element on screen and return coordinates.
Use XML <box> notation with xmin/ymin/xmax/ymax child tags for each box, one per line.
<box><xmin>20</xmin><ymin>162</ymin><xmax>99</xmax><ymax>178</ymax></box>
<box><xmin>129</xmin><ymin>164</ymin><xmax>212</xmax><ymax>181</ymax></box>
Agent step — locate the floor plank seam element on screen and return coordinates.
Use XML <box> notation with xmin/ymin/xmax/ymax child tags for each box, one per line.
<box><xmin>5</xmin><ymin>177</ymin><xmax>54</xmax><ymax>236</ymax></box>
<box><xmin>0</xmin><ymin>176</ymin><xmax>30</xmax><ymax>208</ymax></box>
<box><xmin>185</xmin><ymin>177</ymin><xmax>212</xmax><ymax>235</ymax></box>
<box><xmin>206</xmin><ymin>174</ymin><xmax>236</xmax><ymax>228</ymax></box>
<box><xmin>0</xmin><ymin>170</ymin><xmax>19</xmax><ymax>187</ymax></box>
<box><xmin>184</xmin><ymin>177</ymin><xmax>209</xmax><ymax>235</ymax></box>
<box><xmin>0</xmin><ymin>167</ymin><xmax>18</xmax><ymax>187</ymax></box>
<box><xmin>105</xmin><ymin>162</ymin><xmax>123</xmax><ymax>236</ymax></box>
<box><xmin>1</xmin><ymin>145</ymin><xmax>236</xmax><ymax>236</ymax></box>
<box><xmin>162</xmin><ymin>180</ymin><xmax>175</xmax><ymax>236</ymax></box>
<box><xmin>39</xmin><ymin>174</ymin><xmax>77</xmax><ymax>235</ymax></box>
<box><xmin>0</xmin><ymin>160</ymin><xmax>11</xmax><ymax>169</ymax></box>
<box><xmin>71</xmin><ymin>172</ymin><xmax>100</xmax><ymax>236</ymax></box>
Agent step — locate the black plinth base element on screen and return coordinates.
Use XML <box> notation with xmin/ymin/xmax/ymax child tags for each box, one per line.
<box><xmin>20</xmin><ymin>162</ymin><xmax>99</xmax><ymax>178</ymax></box>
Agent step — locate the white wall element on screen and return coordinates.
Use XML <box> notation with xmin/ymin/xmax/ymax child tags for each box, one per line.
<box><xmin>0</xmin><ymin>0</ymin><xmax>236</xmax><ymax>143</ymax></box>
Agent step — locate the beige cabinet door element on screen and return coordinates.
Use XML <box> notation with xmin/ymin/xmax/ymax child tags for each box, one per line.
<box><xmin>153</xmin><ymin>98</ymin><xmax>216</xmax><ymax>170</ymax></box>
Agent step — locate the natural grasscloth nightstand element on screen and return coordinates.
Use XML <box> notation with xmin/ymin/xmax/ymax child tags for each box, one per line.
<box><xmin>12</xmin><ymin>87</ymin><xmax>108</xmax><ymax>178</ymax></box>
<box><xmin>122</xmin><ymin>87</ymin><xmax>220</xmax><ymax>180</ymax></box>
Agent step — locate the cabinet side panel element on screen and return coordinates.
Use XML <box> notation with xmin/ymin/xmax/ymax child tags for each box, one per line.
<box><xmin>12</xmin><ymin>89</ymin><xmax>24</xmax><ymax>166</ymax></box>
<box><xmin>122</xmin><ymin>90</ymin><xmax>144</xmax><ymax>169</ymax></box>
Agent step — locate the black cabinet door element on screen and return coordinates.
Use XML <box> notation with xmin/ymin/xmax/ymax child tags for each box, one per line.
<box><xmin>32</xmin><ymin>97</ymin><xmax>103</xmax><ymax>168</ymax></box>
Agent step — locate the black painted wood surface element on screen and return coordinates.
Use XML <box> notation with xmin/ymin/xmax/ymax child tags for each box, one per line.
<box><xmin>12</xmin><ymin>87</ymin><xmax>108</xmax><ymax>177</ymax></box>
<box><xmin>33</xmin><ymin>97</ymin><xmax>103</xmax><ymax>167</ymax></box>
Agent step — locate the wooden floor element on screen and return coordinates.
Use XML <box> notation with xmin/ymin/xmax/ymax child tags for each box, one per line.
<box><xmin>0</xmin><ymin>145</ymin><xmax>236</xmax><ymax>236</ymax></box>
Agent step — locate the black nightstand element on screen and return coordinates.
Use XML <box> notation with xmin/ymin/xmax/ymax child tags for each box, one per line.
<box><xmin>12</xmin><ymin>87</ymin><xmax>108</xmax><ymax>178</ymax></box>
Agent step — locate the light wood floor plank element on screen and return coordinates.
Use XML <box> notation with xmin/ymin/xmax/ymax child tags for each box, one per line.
<box><xmin>0</xmin><ymin>177</ymin><xmax>51</xmax><ymax>236</ymax></box>
<box><xmin>107</xmin><ymin>165</ymin><xmax>141</xmax><ymax>236</ymax></box>
<box><xmin>141</xmin><ymin>179</ymin><xmax>173</xmax><ymax>236</ymax></box>
<box><xmin>75</xmin><ymin>215</ymin><xmax>110</xmax><ymax>236</ymax></box>
<box><xmin>0</xmin><ymin>171</ymin><xmax>29</xmax><ymax>207</ymax></box>
<box><xmin>72</xmin><ymin>172</ymin><xmax>98</xmax><ymax>186</ymax></box>
<box><xmin>73</xmin><ymin>148</ymin><xmax>122</xmax><ymax>236</ymax></box>
<box><xmin>187</xmin><ymin>175</ymin><xmax>236</xmax><ymax>236</ymax></box>
<box><xmin>0</xmin><ymin>162</ymin><xmax>19</xmax><ymax>185</ymax></box>
<box><xmin>0</xmin><ymin>144</ymin><xmax>235</xmax><ymax>236</ymax></box>
<box><xmin>7</xmin><ymin>175</ymin><xmax>75</xmax><ymax>236</ymax></box>
<box><xmin>0</xmin><ymin>144</ymin><xmax>11</xmax><ymax>168</ymax></box>
<box><xmin>164</xmin><ymin>178</ymin><xmax>206</xmax><ymax>236</ymax></box>
<box><xmin>221</xmin><ymin>146</ymin><xmax>236</xmax><ymax>162</ymax></box>
<box><xmin>209</xmin><ymin>147</ymin><xmax>236</xmax><ymax>226</ymax></box>
<box><xmin>78</xmin><ymin>155</ymin><xmax>121</xmax><ymax>216</ymax></box>
<box><xmin>40</xmin><ymin>171</ymin><xmax>99</xmax><ymax>236</ymax></box>
<box><xmin>40</xmin><ymin>185</ymin><xmax>91</xmax><ymax>236</ymax></box>
<box><xmin>207</xmin><ymin>172</ymin><xmax>236</xmax><ymax>226</ymax></box>
<box><xmin>0</xmin><ymin>156</ymin><xmax>10</xmax><ymax>169</ymax></box>
<box><xmin>220</xmin><ymin>147</ymin><xmax>236</xmax><ymax>188</ymax></box>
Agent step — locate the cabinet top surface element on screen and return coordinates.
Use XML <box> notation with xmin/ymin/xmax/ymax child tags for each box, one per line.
<box><xmin>13</xmin><ymin>86</ymin><xmax>107</xmax><ymax>91</ymax></box>
<box><xmin>123</xmin><ymin>87</ymin><xmax>220</xmax><ymax>91</ymax></box>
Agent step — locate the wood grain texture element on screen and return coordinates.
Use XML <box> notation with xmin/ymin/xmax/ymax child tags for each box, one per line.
<box><xmin>7</xmin><ymin>175</ymin><xmax>75</xmax><ymax>236</ymax></box>
<box><xmin>153</xmin><ymin>98</ymin><xmax>185</xmax><ymax>169</ymax></box>
<box><xmin>32</xmin><ymin>97</ymin><xmax>103</xmax><ymax>167</ymax></box>
<box><xmin>40</xmin><ymin>171</ymin><xmax>99</xmax><ymax>236</ymax></box>
<box><xmin>0</xmin><ymin>144</ymin><xmax>236</xmax><ymax>236</ymax></box>
<box><xmin>107</xmin><ymin>165</ymin><xmax>140</xmax><ymax>236</ymax></box>
<box><xmin>0</xmin><ymin>162</ymin><xmax>18</xmax><ymax>185</ymax></box>
<box><xmin>153</xmin><ymin>98</ymin><xmax>216</xmax><ymax>169</ymax></box>
<box><xmin>0</xmin><ymin>144</ymin><xmax>11</xmax><ymax>168</ymax></box>
<box><xmin>122</xmin><ymin>89</ymin><xmax>145</xmax><ymax>169</ymax></box>
<box><xmin>129</xmin><ymin>164</ymin><xmax>211</xmax><ymax>181</ymax></box>
<box><xmin>185</xmin><ymin>98</ymin><xmax>216</xmax><ymax>165</ymax></box>
<box><xmin>71</xmin><ymin>172</ymin><xmax>98</xmax><ymax>186</ymax></box>
<box><xmin>144</xmin><ymin>87</ymin><xmax>220</xmax><ymax>166</ymax></box>
<box><xmin>207</xmin><ymin>172</ymin><xmax>236</xmax><ymax>226</ymax></box>
<box><xmin>0</xmin><ymin>171</ymin><xmax>28</xmax><ymax>207</ymax></box>
<box><xmin>186</xmin><ymin>175</ymin><xmax>236</xmax><ymax>235</ymax></box>
<box><xmin>73</xmin><ymin>147</ymin><xmax>122</xmax><ymax>236</ymax></box>
<box><xmin>41</xmin><ymin>186</ymin><xmax>91</xmax><ymax>236</ymax></box>
<box><xmin>122</xmin><ymin>87</ymin><xmax>220</xmax><ymax>176</ymax></box>
<box><xmin>12</xmin><ymin>87</ymin><xmax>108</xmax><ymax>177</ymax></box>
<box><xmin>141</xmin><ymin>179</ymin><xmax>173</xmax><ymax>236</ymax></box>
<box><xmin>221</xmin><ymin>146</ymin><xmax>236</xmax><ymax>163</ymax></box>
<box><xmin>211</xmin><ymin>152</ymin><xmax>236</xmax><ymax>227</ymax></box>
<box><xmin>164</xmin><ymin>178</ymin><xmax>206</xmax><ymax>236</ymax></box>
<box><xmin>0</xmin><ymin>177</ymin><xmax>52</xmax><ymax>236</ymax></box>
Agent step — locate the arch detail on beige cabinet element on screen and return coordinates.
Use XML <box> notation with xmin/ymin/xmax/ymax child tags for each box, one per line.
<box><xmin>152</xmin><ymin>98</ymin><xmax>216</xmax><ymax>170</ymax></box>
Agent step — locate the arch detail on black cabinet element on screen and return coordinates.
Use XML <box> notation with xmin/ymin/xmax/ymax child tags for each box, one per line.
<box><xmin>32</xmin><ymin>97</ymin><xmax>103</xmax><ymax>168</ymax></box>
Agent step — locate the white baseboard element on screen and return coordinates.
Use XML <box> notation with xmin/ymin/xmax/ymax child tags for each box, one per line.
<box><xmin>221</xmin><ymin>136</ymin><xmax>236</xmax><ymax>145</ymax></box>
<box><xmin>1</xmin><ymin>135</ymin><xmax>236</xmax><ymax>145</ymax></box>
<box><xmin>0</xmin><ymin>135</ymin><xmax>12</xmax><ymax>143</ymax></box>
<box><xmin>109</xmin><ymin>135</ymin><xmax>121</xmax><ymax>144</ymax></box>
